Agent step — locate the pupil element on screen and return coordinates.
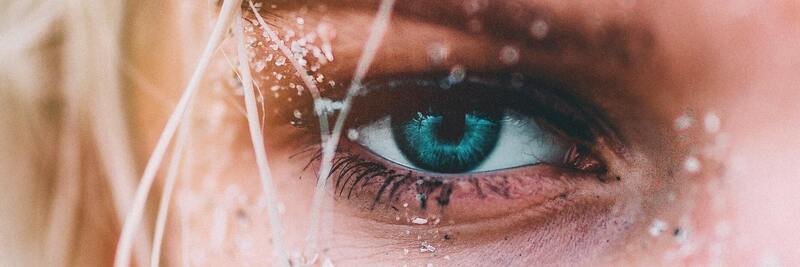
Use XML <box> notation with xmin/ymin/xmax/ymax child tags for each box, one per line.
<box><xmin>435</xmin><ymin>113</ymin><xmax>466</xmax><ymax>143</ymax></box>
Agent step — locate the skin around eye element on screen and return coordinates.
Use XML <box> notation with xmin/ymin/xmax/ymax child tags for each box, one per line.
<box><xmin>322</xmin><ymin>75</ymin><xmax>617</xmax><ymax>224</ymax></box>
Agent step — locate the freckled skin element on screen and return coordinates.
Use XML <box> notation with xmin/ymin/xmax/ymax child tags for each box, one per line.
<box><xmin>129</xmin><ymin>0</ymin><xmax>800</xmax><ymax>266</ymax></box>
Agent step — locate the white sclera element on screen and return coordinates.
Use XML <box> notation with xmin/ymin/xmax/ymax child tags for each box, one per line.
<box><xmin>355</xmin><ymin>117</ymin><xmax>414</xmax><ymax>166</ymax></box>
<box><xmin>471</xmin><ymin>111</ymin><xmax>565</xmax><ymax>171</ymax></box>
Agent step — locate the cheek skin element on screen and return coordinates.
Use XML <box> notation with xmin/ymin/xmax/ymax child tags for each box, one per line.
<box><xmin>161</xmin><ymin>123</ymin><xmax>323</xmax><ymax>266</ymax></box>
<box><xmin>678</xmin><ymin>6</ymin><xmax>800</xmax><ymax>264</ymax></box>
<box><xmin>625</xmin><ymin>1</ymin><xmax>800</xmax><ymax>266</ymax></box>
<box><xmin>322</xmin><ymin>186</ymin><xmax>640</xmax><ymax>266</ymax></box>
<box><xmin>154</xmin><ymin>84</ymin><xmax>657</xmax><ymax>266</ymax></box>
<box><xmin>163</xmin><ymin>126</ymin><xmax>645</xmax><ymax>265</ymax></box>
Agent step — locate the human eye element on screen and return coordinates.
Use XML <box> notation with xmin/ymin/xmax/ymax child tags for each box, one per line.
<box><xmin>328</xmin><ymin>71</ymin><xmax>617</xmax><ymax>220</ymax></box>
<box><xmin>352</xmin><ymin>76</ymin><xmax>573</xmax><ymax>174</ymax></box>
<box><xmin>243</xmin><ymin>0</ymin><xmax>674</xmax><ymax>265</ymax></box>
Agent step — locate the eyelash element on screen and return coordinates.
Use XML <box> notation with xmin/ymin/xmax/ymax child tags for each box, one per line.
<box><xmin>289</xmin><ymin>72</ymin><xmax>620</xmax><ymax>211</ymax></box>
<box><xmin>300</xmin><ymin>140</ymin><xmax>605</xmax><ymax>211</ymax></box>
<box><xmin>348</xmin><ymin>72</ymin><xmax>622</xmax><ymax>147</ymax></box>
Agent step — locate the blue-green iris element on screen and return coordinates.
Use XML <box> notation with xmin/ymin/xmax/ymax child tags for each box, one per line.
<box><xmin>392</xmin><ymin>112</ymin><xmax>501</xmax><ymax>173</ymax></box>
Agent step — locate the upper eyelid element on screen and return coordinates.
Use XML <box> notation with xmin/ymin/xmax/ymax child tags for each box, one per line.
<box><xmin>346</xmin><ymin>74</ymin><xmax>624</xmax><ymax>148</ymax></box>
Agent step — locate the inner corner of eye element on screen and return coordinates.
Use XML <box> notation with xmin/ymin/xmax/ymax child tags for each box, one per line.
<box><xmin>346</xmin><ymin>108</ymin><xmax>570</xmax><ymax>174</ymax></box>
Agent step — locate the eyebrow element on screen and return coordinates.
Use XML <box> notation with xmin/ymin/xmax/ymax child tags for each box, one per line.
<box><xmin>412</xmin><ymin>0</ymin><xmax>656</xmax><ymax>69</ymax></box>
<box><xmin>250</xmin><ymin>0</ymin><xmax>657</xmax><ymax>69</ymax></box>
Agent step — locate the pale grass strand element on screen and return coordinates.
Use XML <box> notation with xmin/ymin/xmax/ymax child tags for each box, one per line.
<box><xmin>247</xmin><ymin>0</ymin><xmax>332</xmax><ymax>146</ymax></box>
<box><xmin>44</xmin><ymin>42</ymin><xmax>81</xmax><ymax>267</ymax></box>
<box><xmin>38</xmin><ymin>1</ymin><xmax>73</xmax><ymax>265</ymax></box>
<box><xmin>113</xmin><ymin>0</ymin><xmax>243</xmax><ymax>266</ymax></box>
<box><xmin>179</xmin><ymin>191</ymin><xmax>191</xmax><ymax>267</ymax></box>
<box><xmin>247</xmin><ymin>0</ymin><xmax>322</xmax><ymax>100</ymax></box>
<box><xmin>66</xmin><ymin>0</ymin><xmax>152</xmax><ymax>265</ymax></box>
<box><xmin>303</xmin><ymin>0</ymin><xmax>396</xmax><ymax>259</ymax></box>
<box><xmin>149</xmin><ymin>105</ymin><xmax>193</xmax><ymax>267</ymax></box>
<box><xmin>234</xmin><ymin>8</ymin><xmax>290</xmax><ymax>267</ymax></box>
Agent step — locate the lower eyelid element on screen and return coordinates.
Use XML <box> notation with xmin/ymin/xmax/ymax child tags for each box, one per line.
<box><xmin>332</xmin><ymin>141</ymin><xmax>619</xmax><ymax>226</ymax></box>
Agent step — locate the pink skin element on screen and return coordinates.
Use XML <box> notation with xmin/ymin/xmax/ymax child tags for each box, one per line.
<box><xmin>333</xmin><ymin>140</ymin><xmax>620</xmax><ymax>225</ymax></box>
<box><xmin>126</xmin><ymin>0</ymin><xmax>800</xmax><ymax>266</ymax></box>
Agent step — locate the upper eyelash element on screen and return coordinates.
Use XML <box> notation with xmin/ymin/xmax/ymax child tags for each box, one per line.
<box><xmin>283</xmin><ymin>73</ymin><xmax>625</xmax><ymax>157</ymax></box>
<box><xmin>350</xmin><ymin>73</ymin><xmax>622</xmax><ymax>147</ymax></box>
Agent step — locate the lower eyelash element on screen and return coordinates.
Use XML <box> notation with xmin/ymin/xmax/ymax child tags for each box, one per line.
<box><xmin>303</xmin><ymin>146</ymin><xmax>456</xmax><ymax>210</ymax></box>
<box><xmin>300</xmin><ymin>141</ymin><xmax>608</xmax><ymax>212</ymax></box>
<box><xmin>562</xmin><ymin>143</ymin><xmax>609</xmax><ymax>174</ymax></box>
<box><xmin>309</xmin><ymin>155</ymin><xmax>541</xmax><ymax>213</ymax></box>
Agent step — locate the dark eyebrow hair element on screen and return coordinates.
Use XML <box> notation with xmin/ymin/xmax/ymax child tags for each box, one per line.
<box><xmin>246</xmin><ymin>0</ymin><xmax>657</xmax><ymax>69</ymax></box>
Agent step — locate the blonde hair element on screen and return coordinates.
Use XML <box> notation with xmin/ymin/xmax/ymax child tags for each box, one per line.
<box><xmin>0</xmin><ymin>0</ymin><xmax>151</xmax><ymax>265</ymax></box>
<box><xmin>1</xmin><ymin>0</ymin><xmax>392</xmax><ymax>265</ymax></box>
